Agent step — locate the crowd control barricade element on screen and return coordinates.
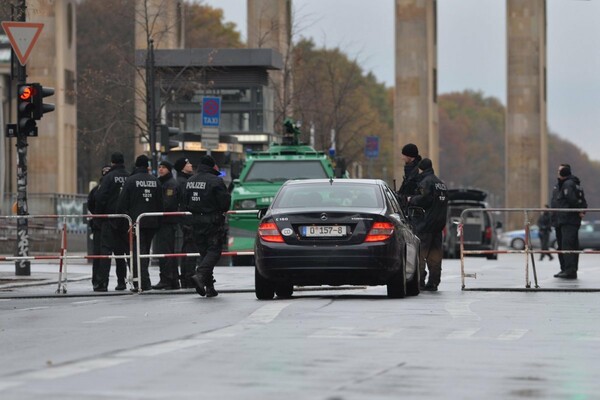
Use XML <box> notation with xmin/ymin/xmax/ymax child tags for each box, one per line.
<box><xmin>0</xmin><ymin>214</ymin><xmax>133</xmax><ymax>293</ymax></box>
<box><xmin>459</xmin><ymin>207</ymin><xmax>597</xmax><ymax>290</ymax></box>
<box><xmin>135</xmin><ymin>210</ymin><xmax>258</xmax><ymax>293</ymax></box>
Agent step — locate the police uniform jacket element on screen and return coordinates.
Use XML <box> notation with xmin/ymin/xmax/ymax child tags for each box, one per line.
<box><xmin>408</xmin><ymin>168</ymin><xmax>448</xmax><ymax>234</ymax></box>
<box><xmin>117</xmin><ymin>167</ymin><xmax>164</xmax><ymax>229</ymax></box>
<box><xmin>184</xmin><ymin>164</ymin><xmax>231</xmax><ymax>224</ymax></box>
<box><xmin>397</xmin><ymin>155</ymin><xmax>422</xmax><ymax>206</ymax></box>
<box><xmin>94</xmin><ymin>164</ymin><xmax>128</xmax><ymax>214</ymax></box>
<box><xmin>158</xmin><ymin>172</ymin><xmax>181</xmax><ymax>224</ymax></box>
<box><xmin>553</xmin><ymin>174</ymin><xmax>585</xmax><ymax>227</ymax></box>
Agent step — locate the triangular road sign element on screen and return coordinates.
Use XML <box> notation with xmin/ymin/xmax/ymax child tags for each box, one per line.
<box><xmin>1</xmin><ymin>21</ymin><xmax>44</xmax><ymax>66</ymax></box>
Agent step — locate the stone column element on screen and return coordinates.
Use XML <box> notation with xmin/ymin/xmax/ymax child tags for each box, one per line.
<box><xmin>394</xmin><ymin>0</ymin><xmax>438</xmax><ymax>184</ymax></box>
<box><xmin>247</xmin><ymin>0</ymin><xmax>291</xmax><ymax>124</ymax></box>
<box><xmin>134</xmin><ymin>0</ymin><xmax>184</xmax><ymax>157</ymax></box>
<box><xmin>506</xmin><ymin>0</ymin><xmax>547</xmax><ymax>229</ymax></box>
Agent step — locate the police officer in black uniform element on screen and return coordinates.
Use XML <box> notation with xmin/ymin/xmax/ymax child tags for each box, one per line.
<box><xmin>88</xmin><ymin>165</ymin><xmax>112</xmax><ymax>291</ymax></box>
<box><xmin>397</xmin><ymin>143</ymin><xmax>422</xmax><ymax>211</ymax></box>
<box><xmin>551</xmin><ymin>164</ymin><xmax>586</xmax><ymax>279</ymax></box>
<box><xmin>117</xmin><ymin>155</ymin><xmax>164</xmax><ymax>291</ymax></box>
<box><xmin>409</xmin><ymin>158</ymin><xmax>448</xmax><ymax>291</ymax></box>
<box><xmin>185</xmin><ymin>155</ymin><xmax>231</xmax><ymax>297</ymax></box>
<box><xmin>94</xmin><ymin>152</ymin><xmax>129</xmax><ymax>292</ymax></box>
<box><xmin>174</xmin><ymin>157</ymin><xmax>197</xmax><ymax>288</ymax></box>
<box><xmin>152</xmin><ymin>160</ymin><xmax>182</xmax><ymax>290</ymax></box>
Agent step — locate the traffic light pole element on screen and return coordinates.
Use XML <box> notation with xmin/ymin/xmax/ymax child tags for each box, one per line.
<box><xmin>14</xmin><ymin>0</ymin><xmax>30</xmax><ymax>275</ymax></box>
<box><xmin>146</xmin><ymin>39</ymin><xmax>157</xmax><ymax>174</ymax></box>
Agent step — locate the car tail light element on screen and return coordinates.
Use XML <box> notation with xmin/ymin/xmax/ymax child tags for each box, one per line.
<box><xmin>258</xmin><ymin>222</ymin><xmax>284</xmax><ymax>243</ymax></box>
<box><xmin>484</xmin><ymin>226</ymin><xmax>492</xmax><ymax>241</ymax></box>
<box><xmin>365</xmin><ymin>222</ymin><xmax>394</xmax><ymax>242</ymax></box>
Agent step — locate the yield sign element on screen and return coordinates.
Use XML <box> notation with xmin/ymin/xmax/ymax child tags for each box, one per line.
<box><xmin>1</xmin><ymin>21</ymin><xmax>44</xmax><ymax>66</ymax></box>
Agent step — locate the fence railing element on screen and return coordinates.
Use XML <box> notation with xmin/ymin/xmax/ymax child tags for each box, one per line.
<box><xmin>459</xmin><ymin>207</ymin><xmax>597</xmax><ymax>290</ymax></box>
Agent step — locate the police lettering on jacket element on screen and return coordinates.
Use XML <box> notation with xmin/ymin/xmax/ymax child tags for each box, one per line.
<box><xmin>114</xmin><ymin>176</ymin><xmax>126</xmax><ymax>184</ymax></box>
<box><xmin>136</xmin><ymin>180</ymin><xmax>157</xmax><ymax>188</ymax></box>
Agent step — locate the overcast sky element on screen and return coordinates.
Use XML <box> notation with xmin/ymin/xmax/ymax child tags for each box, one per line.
<box><xmin>202</xmin><ymin>0</ymin><xmax>600</xmax><ymax>162</ymax></box>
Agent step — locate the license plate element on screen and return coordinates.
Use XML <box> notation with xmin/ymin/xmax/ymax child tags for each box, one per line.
<box><xmin>301</xmin><ymin>225</ymin><xmax>347</xmax><ymax>237</ymax></box>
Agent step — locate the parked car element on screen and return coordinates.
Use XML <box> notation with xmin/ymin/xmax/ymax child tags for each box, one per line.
<box><xmin>498</xmin><ymin>225</ymin><xmax>557</xmax><ymax>250</ymax></box>
<box><xmin>254</xmin><ymin>179</ymin><xmax>421</xmax><ymax>299</ymax></box>
<box><xmin>443</xmin><ymin>188</ymin><xmax>500</xmax><ymax>260</ymax></box>
<box><xmin>500</xmin><ymin>221</ymin><xmax>600</xmax><ymax>251</ymax></box>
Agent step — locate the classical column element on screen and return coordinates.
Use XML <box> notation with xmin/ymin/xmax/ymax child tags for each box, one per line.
<box><xmin>247</xmin><ymin>0</ymin><xmax>292</xmax><ymax>122</ymax></box>
<box><xmin>394</xmin><ymin>0</ymin><xmax>438</xmax><ymax>183</ymax></box>
<box><xmin>506</xmin><ymin>0</ymin><xmax>547</xmax><ymax>229</ymax></box>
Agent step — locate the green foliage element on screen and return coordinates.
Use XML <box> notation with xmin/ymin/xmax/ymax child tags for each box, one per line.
<box><xmin>184</xmin><ymin>3</ymin><xmax>244</xmax><ymax>48</ymax></box>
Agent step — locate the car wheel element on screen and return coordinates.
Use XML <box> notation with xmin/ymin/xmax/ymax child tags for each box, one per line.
<box><xmin>275</xmin><ymin>284</ymin><xmax>294</xmax><ymax>298</ymax></box>
<box><xmin>255</xmin><ymin>267</ymin><xmax>275</xmax><ymax>300</ymax></box>
<box><xmin>511</xmin><ymin>238</ymin><xmax>525</xmax><ymax>250</ymax></box>
<box><xmin>387</xmin><ymin>260</ymin><xmax>407</xmax><ymax>299</ymax></box>
<box><xmin>232</xmin><ymin>255</ymin><xmax>255</xmax><ymax>266</ymax></box>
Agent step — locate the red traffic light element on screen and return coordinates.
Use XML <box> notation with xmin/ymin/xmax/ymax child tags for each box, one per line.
<box><xmin>19</xmin><ymin>85</ymin><xmax>33</xmax><ymax>101</ymax></box>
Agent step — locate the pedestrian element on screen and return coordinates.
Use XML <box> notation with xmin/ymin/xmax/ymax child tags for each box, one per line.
<box><xmin>397</xmin><ymin>143</ymin><xmax>422</xmax><ymax>211</ymax></box>
<box><xmin>408</xmin><ymin>158</ymin><xmax>448</xmax><ymax>292</ymax></box>
<box><xmin>537</xmin><ymin>204</ymin><xmax>554</xmax><ymax>261</ymax></box>
<box><xmin>152</xmin><ymin>160</ymin><xmax>183</xmax><ymax>290</ymax></box>
<box><xmin>185</xmin><ymin>155</ymin><xmax>231</xmax><ymax>297</ymax></box>
<box><xmin>87</xmin><ymin>165</ymin><xmax>113</xmax><ymax>291</ymax></box>
<box><xmin>93</xmin><ymin>152</ymin><xmax>129</xmax><ymax>292</ymax></box>
<box><xmin>117</xmin><ymin>154</ymin><xmax>164</xmax><ymax>291</ymax></box>
<box><xmin>174</xmin><ymin>157</ymin><xmax>197</xmax><ymax>288</ymax></box>
<box><xmin>550</xmin><ymin>164</ymin><xmax>587</xmax><ymax>279</ymax></box>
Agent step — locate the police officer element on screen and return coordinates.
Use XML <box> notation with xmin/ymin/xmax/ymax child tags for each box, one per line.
<box><xmin>551</xmin><ymin>164</ymin><xmax>586</xmax><ymax>279</ymax></box>
<box><xmin>152</xmin><ymin>160</ymin><xmax>182</xmax><ymax>290</ymax></box>
<box><xmin>88</xmin><ymin>165</ymin><xmax>112</xmax><ymax>291</ymax></box>
<box><xmin>174</xmin><ymin>157</ymin><xmax>197</xmax><ymax>288</ymax></box>
<box><xmin>93</xmin><ymin>152</ymin><xmax>129</xmax><ymax>292</ymax></box>
<box><xmin>397</xmin><ymin>143</ymin><xmax>422</xmax><ymax>211</ymax></box>
<box><xmin>537</xmin><ymin>205</ymin><xmax>554</xmax><ymax>261</ymax></box>
<box><xmin>185</xmin><ymin>155</ymin><xmax>231</xmax><ymax>297</ymax></box>
<box><xmin>117</xmin><ymin>154</ymin><xmax>164</xmax><ymax>291</ymax></box>
<box><xmin>408</xmin><ymin>158</ymin><xmax>448</xmax><ymax>292</ymax></box>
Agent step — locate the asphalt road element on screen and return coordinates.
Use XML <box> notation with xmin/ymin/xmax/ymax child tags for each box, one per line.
<box><xmin>1</xmin><ymin>254</ymin><xmax>599</xmax><ymax>399</ymax></box>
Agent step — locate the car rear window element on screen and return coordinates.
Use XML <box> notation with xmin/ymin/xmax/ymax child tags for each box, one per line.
<box><xmin>274</xmin><ymin>184</ymin><xmax>383</xmax><ymax>208</ymax></box>
<box><xmin>244</xmin><ymin>160</ymin><xmax>328</xmax><ymax>182</ymax></box>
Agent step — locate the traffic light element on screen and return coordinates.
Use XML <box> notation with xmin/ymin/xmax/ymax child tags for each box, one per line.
<box><xmin>32</xmin><ymin>83</ymin><xmax>55</xmax><ymax>120</ymax></box>
<box><xmin>17</xmin><ymin>84</ymin><xmax>37</xmax><ymax>136</ymax></box>
<box><xmin>159</xmin><ymin>124</ymin><xmax>180</xmax><ymax>154</ymax></box>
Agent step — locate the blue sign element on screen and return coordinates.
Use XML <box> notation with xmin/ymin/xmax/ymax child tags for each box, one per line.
<box><xmin>365</xmin><ymin>136</ymin><xmax>379</xmax><ymax>158</ymax></box>
<box><xmin>202</xmin><ymin>97</ymin><xmax>221</xmax><ymax>127</ymax></box>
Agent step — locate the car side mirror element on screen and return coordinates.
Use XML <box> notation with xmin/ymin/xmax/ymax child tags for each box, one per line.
<box><xmin>257</xmin><ymin>207</ymin><xmax>268</xmax><ymax>219</ymax></box>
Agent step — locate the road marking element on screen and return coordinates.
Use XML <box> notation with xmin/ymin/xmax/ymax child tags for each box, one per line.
<box><xmin>309</xmin><ymin>326</ymin><xmax>403</xmax><ymax>339</ymax></box>
<box><xmin>246</xmin><ymin>301</ymin><xmax>292</xmax><ymax>324</ymax></box>
<box><xmin>445</xmin><ymin>301</ymin><xmax>480</xmax><ymax>320</ymax></box>
<box><xmin>16</xmin><ymin>306</ymin><xmax>49</xmax><ymax>312</ymax></box>
<box><xmin>0</xmin><ymin>381</ymin><xmax>22</xmax><ymax>391</ymax></box>
<box><xmin>116</xmin><ymin>339</ymin><xmax>209</xmax><ymax>358</ymax></box>
<box><xmin>82</xmin><ymin>316</ymin><xmax>127</xmax><ymax>324</ymax></box>
<box><xmin>446</xmin><ymin>328</ymin><xmax>481</xmax><ymax>340</ymax></box>
<box><xmin>497</xmin><ymin>329</ymin><xmax>528</xmax><ymax>341</ymax></box>
<box><xmin>23</xmin><ymin>358</ymin><xmax>128</xmax><ymax>380</ymax></box>
<box><xmin>71</xmin><ymin>300</ymin><xmax>103</xmax><ymax>305</ymax></box>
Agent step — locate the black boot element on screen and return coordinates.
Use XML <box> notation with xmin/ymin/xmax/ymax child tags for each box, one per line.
<box><xmin>205</xmin><ymin>278</ymin><xmax>218</xmax><ymax>298</ymax></box>
<box><xmin>190</xmin><ymin>273</ymin><xmax>207</xmax><ymax>296</ymax></box>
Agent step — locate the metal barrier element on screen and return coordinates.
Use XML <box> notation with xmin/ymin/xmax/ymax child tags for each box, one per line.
<box><xmin>0</xmin><ymin>214</ymin><xmax>133</xmax><ymax>293</ymax></box>
<box><xmin>134</xmin><ymin>210</ymin><xmax>258</xmax><ymax>293</ymax></box>
<box><xmin>459</xmin><ymin>207</ymin><xmax>597</xmax><ymax>290</ymax></box>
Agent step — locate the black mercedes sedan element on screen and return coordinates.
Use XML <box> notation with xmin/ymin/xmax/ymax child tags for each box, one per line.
<box><xmin>254</xmin><ymin>179</ymin><xmax>421</xmax><ymax>299</ymax></box>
